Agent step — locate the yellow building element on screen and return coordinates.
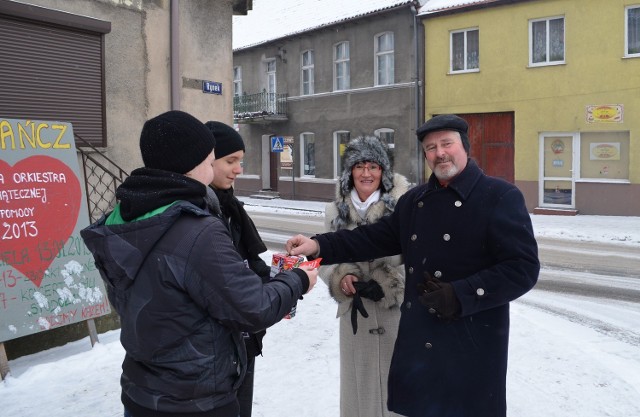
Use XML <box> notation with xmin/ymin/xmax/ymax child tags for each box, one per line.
<box><xmin>420</xmin><ymin>0</ymin><xmax>640</xmax><ymax>215</ymax></box>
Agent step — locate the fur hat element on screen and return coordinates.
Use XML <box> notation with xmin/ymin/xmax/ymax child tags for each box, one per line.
<box><xmin>339</xmin><ymin>136</ymin><xmax>394</xmax><ymax>197</ymax></box>
<box><xmin>416</xmin><ymin>114</ymin><xmax>470</xmax><ymax>153</ymax></box>
<box><xmin>139</xmin><ymin>110</ymin><xmax>216</xmax><ymax>174</ymax></box>
<box><xmin>205</xmin><ymin>121</ymin><xmax>245</xmax><ymax>159</ymax></box>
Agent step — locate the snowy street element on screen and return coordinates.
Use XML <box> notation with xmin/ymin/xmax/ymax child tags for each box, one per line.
<box><xmin>2</xmin><ymin>201</ymin><xmax>639</xmax><ymax>416</ymax></box>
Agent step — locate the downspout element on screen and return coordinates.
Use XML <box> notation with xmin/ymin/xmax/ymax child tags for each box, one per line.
<box><xmin>411</xmin><ymin>2</ymin><xmax>425</xmax><ymax>183</ymax></box>
<box><xmin>170</xmin><ymin>0</ymin><xmax>180</xmax><ymax>110</ymax></box>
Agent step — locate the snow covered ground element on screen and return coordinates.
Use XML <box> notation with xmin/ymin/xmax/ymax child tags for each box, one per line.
<box><xmin>2</xmin><ymin>199</ymin><xmax>639</xmax><ymax>417</ymax></box>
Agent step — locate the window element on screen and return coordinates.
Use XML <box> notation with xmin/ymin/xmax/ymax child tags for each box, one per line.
<box><xmin>374</xmin><ymin>128</ymin><xmax>395</xmax><ymax>152</ymax></box>
<box><xmin>375</xmin><ymin>32</ymin><xmax>394</xmax><ymax>85</ymax></box>
<box><xmin>450</xmin><ymin>28</ymin><xmax>479</xmax><ymax>72</ymax></box>
<box><xmin>626</xmin><ymin>5</ymin><xmax>640</xmax><ymax>57</ymax></box>
<box><xmin>529</xmin><ymin>16</ymin><xmax>565</xmax><ymax>66</ymax></box>
<box><xmin>334</xmin><ymin>42</ymin><xmax>350</xmax><ymax>91</ymax></box>
<box><xmin>301</xmin><ymin>50</ymin><xmax>314</xmax><ymax>95</ymax></box>
<box><xmin>233</xmin><ymin>66</ymin><xmax>242</xmax><ymax>97</ymax></box>
<box><xmin>579</xmin><ymin>132</ymin><xmax>630</xmax><ymax>181</ymax></box>
<box><xmin>266</xmin><ymin>59</ymin><xmax>276</xmax><ymax>113</ymax></box>
<box><xmin>334</xmin><ymin>131</ymin><xmax>351</xmax><ymax>177</ymax></box>
<box><xmin>300</xmin><ymin>132</ymin><xmax>315</xmax><ymax>177</ymax></box>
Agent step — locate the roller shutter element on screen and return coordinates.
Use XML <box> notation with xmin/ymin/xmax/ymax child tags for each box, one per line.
<box><xmin>0</xmin><ymin>13</ymin><xmax>106</xmax><ymax>146</ymax></box>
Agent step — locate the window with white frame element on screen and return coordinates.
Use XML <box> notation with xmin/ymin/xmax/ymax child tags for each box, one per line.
<box><xmin>334</xmin><ymin>42</ymin><xmax>350</xmax><ymax>91</ymax></box>
<box><xmin>450</xmin><ymin>28</ymin><xmax>479</xmax><ymax>72</ymax></box>
<box><xmin>301</xmin><ymin>50</ymin><xmax>315</xmax><ymax>95</ymax></box>
<box><xmin>374</xmin><ymin>127</ymin><xmax>395</xmax><ymax>153</ymax></box>
<box><xmin>233</xmin><ymin>66</ymin><xmax>242</xmax><ymax>96</ymax></box>
<box><xmin>529</xmin><ymin>16</ymin><xmax>565</xmax><ymax>66</ymax></box>
<box><xmin>266</xmin><ymin>59</ymin><xmax>276</xmax><ymax>113</ymax></box>
<box><xmin>334</xmin><ymin>131</ymin><xmax>351</xmax><ymax>177</ymax></box>
<box><xmin>375</xmin><ymin>32</ymin><xmax>394</xmax><ymax>85</ymax></box>
<box><xmin>300</xmin><ymin>132</ymin><xmax>315</xmax><ymax>176</ymax></box>
<box><xmin>626</xmin><ymin>5</ymin><xmax>640</xmax><ymax>57</ymax></box>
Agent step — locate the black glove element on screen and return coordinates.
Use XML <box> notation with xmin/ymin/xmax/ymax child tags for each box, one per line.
<box><xmin>350</xmin><ymin>280</ymin><xmax>385</xmax><ymax>335</ymax></box>
<box><xmin>417</xmin><ymin>272</ymin><xmax>461</xmax><ymax>320</ymax></box>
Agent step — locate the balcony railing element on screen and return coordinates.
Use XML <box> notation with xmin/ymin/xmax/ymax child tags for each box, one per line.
<box><xmin>233</xmin><ymin>92</ymin><xmax>288</xmax><ymax>122</ymax></box>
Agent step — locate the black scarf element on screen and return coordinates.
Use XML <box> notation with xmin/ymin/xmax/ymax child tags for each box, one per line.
<box><xmin>116</xmin><ymin>167</ymin><xmax>207</xmax><ymax>221</ymax></box>
<box><xmin>214</xmin><ymin>187</ymin><xmax>267</xmax><ymax>258</ymax></box>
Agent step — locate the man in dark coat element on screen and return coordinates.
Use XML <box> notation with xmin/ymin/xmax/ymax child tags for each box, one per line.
<box><xmin>287</xmin><ymin>114</ymin><xmax>539</xmax><ymax>417</ymax></box>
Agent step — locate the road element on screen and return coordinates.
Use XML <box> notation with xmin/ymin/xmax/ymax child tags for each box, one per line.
<box><xmin>248</xmin><ymin>210</ymin><xmax>640</xmax><ymax>303</ymax></box>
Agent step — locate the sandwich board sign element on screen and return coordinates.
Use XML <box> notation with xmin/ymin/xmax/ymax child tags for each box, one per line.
<box><xmin>0</xmin><ymin>117</ymin><xmax>111</xmax><ymax>345</ymax></box>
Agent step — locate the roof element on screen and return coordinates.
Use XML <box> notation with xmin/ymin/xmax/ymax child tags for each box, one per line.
<box><xmin>232</xmin><ymin>0</ymin><xmax>421</xmax><ymax>50</ymax></box>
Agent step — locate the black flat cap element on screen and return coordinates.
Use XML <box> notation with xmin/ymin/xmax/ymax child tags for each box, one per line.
<box><xmin>416</xmin><ymin>114</ymin><xmax>468</xmax><ymax>142</ymax></box>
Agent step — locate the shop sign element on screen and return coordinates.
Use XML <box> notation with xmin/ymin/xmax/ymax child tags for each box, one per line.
<box><xmin>586</xmin><ymin>105</ymin><xmax>623</xmax><ymax>123</ymax></box>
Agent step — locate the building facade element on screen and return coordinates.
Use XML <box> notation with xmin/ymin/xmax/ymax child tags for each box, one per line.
<box><xmin>421</xmin><ymin>0</ymin><xmax>640</xmax><ymax>215</ymax></box>
<box><xmin>232</xmin><ymin>1</ymin><xmax>424</xmax><ymax>201</ymax></box>
<box><xmin>1</xmin><ymin>0</ymin><xmax>249</xmax><ymax>174</ymax></box>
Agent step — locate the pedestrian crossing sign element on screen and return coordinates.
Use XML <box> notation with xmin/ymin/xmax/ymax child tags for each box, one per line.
<box><xmin>271</xmin><ymin>136</ymin><xmax>284</xmax><ymax>152</ymax></box>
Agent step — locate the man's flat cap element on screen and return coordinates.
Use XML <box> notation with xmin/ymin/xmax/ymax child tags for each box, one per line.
<box><xmin>416</xmin><ymin>114</ymin><xmax>468</xmax><ymax>142</ymax></box>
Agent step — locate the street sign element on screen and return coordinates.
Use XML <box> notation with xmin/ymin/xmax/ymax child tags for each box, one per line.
<box><xmin>202</xmin><ymin>80</ymin><xmax>222</xmax><ymax>95</ymax></box>
<box><xmin>271</xmin><ymin>136</ymin><xmax>284</xmax><ymax>152</ymax></box>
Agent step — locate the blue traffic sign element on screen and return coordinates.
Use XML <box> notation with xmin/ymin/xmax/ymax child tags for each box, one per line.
<box><xmin>271</xmin><ymin>136</ymin><xmax>284</xmax><ymax>152</ymax></box>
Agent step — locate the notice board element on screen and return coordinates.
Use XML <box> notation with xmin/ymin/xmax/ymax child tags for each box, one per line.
<box><xmin>0</xmin><ymin>117</ymin><xmax>111</xmax><ymax>342</ymax></box>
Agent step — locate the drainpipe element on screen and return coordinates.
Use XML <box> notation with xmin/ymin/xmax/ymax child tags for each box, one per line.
<box><xmin>171</xmin><ymin>0</ymin><xmax>180</xmax><ymax>110</ymax></box>
<box><xmin>411</xmin><ymin>1</ymin><xmax>425</xmax><ymax>183</ymax></box>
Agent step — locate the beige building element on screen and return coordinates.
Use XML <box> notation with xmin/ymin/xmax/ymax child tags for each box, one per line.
<box><xmin>0</xmin><ymin>0</ymin><xmax>250</xmax><ymax>357</ymax></box>
<box><xmin>1</xmin><ymin>0</ymin><xmax>249</xmax><ymax>175</ymax></box>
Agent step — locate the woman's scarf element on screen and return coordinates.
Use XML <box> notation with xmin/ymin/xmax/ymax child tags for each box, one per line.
<box><xmin>350</xmin><ymin>188</ymin><xmax>381</xmax><ymax>220</ymax></box>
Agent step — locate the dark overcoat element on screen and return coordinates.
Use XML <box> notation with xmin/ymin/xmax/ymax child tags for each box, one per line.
<box><xmin>314</xmin><ymin>159</ymin><xmax>540</xmax><ymax>417</ymax></box>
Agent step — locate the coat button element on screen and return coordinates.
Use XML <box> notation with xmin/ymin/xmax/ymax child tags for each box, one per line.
<box><xmin>425</xmin><ymin>342</ymin><xmax>433</xmax><ymax>349</ymax></box>
<box><xmin>477</xmin><ymin>288</ymin><xmax>485</xmax><ymax>296</ymax></box>
<box><xmin>443</xmin><ymin>233</ymin><xmax>450</xmax><ymax>241</ymax></box>
<box><xmin>406</xmin><ymin>301</ymin><xmax>412</xmax><ymax>309</ymax></box>
<box><xmin>408</xmin><ymin>267</ymin><xmax>414</xmax><ymax>274</ymax></box>
<box><xmin>434</xmin><ymin>270</ymin><xmax>442</xmax><ymax>278</ymax></box>
<box><xmin>411</xmin><ymin>234</ymin><xmax>417</xmax><ymax>241</ymax></box>
<box><xmin>428</xmin><ymin>308</ymin><xmax>436</xmax><ymax>314</ymax></box>
<box><xmin>418</xmin><ymin>201</ymin><xmax>424</xmax><ymax>208</ymax></box>
<box><xmin>455</xmin><ymin>200</ymin><xmax>462</xmax><ymax>207</ymax></box>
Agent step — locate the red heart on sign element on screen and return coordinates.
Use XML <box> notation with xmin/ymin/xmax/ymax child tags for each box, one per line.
<box><xmin>0</xmin><ymin>155</ymin><xmax>81</xmax><ymax>287</ymax></box>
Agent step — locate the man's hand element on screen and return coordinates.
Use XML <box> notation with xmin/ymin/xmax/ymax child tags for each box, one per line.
<box><xmin>286</xmin><ymin>234</ymin><xmax>319</xmax><ymax>257</ymax></box>
<box><xmin>417</xmin><ymin>272</ymin><xmax>461</xmax><ymax>320</ymax></box>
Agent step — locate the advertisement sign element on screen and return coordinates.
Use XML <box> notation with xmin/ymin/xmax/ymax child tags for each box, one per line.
<box><xmin>0</xmin><ymin>118</ymin><xmax>110</xmax><ymax>342</ymax></box>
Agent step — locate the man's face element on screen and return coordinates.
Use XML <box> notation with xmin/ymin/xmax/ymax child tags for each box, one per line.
<box><xmin>421</xmin><ymin>130</ymin><xmax>468</xmax><ymax>186</ymax></box>
<box><xmin>211</xmin><ymin>150</ymin><xmax>244</xmax><ymax>189</ymax></box>
<box><xmin>185</xmin><ymin>150</ymin><xmax>216</xmax><ymax>186</ymax></box>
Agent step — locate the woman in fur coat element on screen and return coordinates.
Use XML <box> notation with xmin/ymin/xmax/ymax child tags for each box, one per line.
<box><xmin>320</xmin><ymin>135</ymin><xmax>410</xmax><ymax>417</ymax></box>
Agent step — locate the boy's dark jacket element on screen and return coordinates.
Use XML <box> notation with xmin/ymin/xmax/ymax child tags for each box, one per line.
<box><xmin>81</xmin><ymin>170</ymin><xmax>306</xmax><ymax>416</ymax></box>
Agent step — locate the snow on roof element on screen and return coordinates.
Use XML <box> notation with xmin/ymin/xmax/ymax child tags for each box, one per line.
<box><xmin>232</xmin><ymin>0</ymin><xmax>418</xmax><ymax>50</ymax></box>
<box><xmin>419</xmin><ymin>0</ymin><xmax>516</xmax><ymax>15</ymax></box>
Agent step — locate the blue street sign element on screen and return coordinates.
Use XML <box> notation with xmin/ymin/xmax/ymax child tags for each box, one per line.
<box><xmin>202</xmin><ymin>81</ymin><xmax>222</xmax><ymax>95</ymax></box>
<box><xmin>271</xmin><ymin>136</ymin><xmax>284</xmax><ymax>152</ymax></box>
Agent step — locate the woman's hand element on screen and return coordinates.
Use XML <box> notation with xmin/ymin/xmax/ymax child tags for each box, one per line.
<box><xmin>340</xmin><ymin>274</ymin><xmax>359</xmax><ymax>296</ymax></box>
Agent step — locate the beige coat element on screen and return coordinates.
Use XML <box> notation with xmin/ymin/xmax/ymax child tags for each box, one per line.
<box><xmin>320</xmin><ymin>173</ymin><xmax>409</xmax><ymax>417</ymax></box>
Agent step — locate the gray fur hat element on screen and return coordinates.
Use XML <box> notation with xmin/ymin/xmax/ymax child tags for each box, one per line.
<box><xmin>339</xmin><ymin>135</ymin><xmax>394</xmax><ymax>197</ymax></box>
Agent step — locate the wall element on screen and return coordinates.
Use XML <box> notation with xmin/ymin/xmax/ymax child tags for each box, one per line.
<box><xmin>233</xmin><ymin>8</ymin><xmax>421</xmax><ymax>199</ymax></box>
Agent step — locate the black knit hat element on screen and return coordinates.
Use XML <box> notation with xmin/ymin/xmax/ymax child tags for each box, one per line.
<box><xmin>139</xmin><ymin>110</ymin><xmax>216</xmax><ymax>174</ymax></box>
<box><xmin>416</xmin><ymin>114</ymin><xmax>470</xmax><ymax>153</ymax></box>
<box><xmin>205</xmin><ymin>121</ymin><xmax>245</xmax><ymax>159</ymax></box>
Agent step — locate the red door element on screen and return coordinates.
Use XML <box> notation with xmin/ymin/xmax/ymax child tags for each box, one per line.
<box><xmin>460</xmin><ymin>112</ymin><xmax>514</xmax><ymax>184</ymax></box>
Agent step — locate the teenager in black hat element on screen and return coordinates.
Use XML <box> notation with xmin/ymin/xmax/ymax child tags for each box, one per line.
<box><xmin>205</xmin><ymin>120</ymin><xmax>269</xmax><ymax>417</ymax></box>
<box><xmin>81</xmin><ymin>110</ymin><xmax>318</xmax><ymax>417</ymax></box>
<box><xmin>287</xmin><ymin>114</ymin><xmax>539</xmax><ymax>417</ymax></box>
